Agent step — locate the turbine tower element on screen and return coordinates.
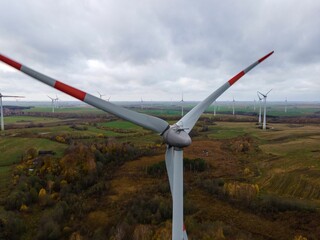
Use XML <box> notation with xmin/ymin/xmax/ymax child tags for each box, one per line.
<box><xmin>232</xmin><ymin>97</ymin><xmax>235</xmax><ymax>115</ymax></box>
<box><xmin>257</xmin><ymin>92</ymin><xmax>263</xmax><ymax>125</ymax></box>
<box><xmin>254</xmin><ymin>99</ymin><xmax>256</xmax><ymax>111</ymax></box>
<box><xmin>180</xmin><ymin>92</ymin><xmax>184</xmax><ymax>117</ymax></box>
<box><xmin>97</xmin><ymin>91</ymin><xmax>104</xmax><ymax>99</ymax></box>
<box><xmin>0</xmin><ymin>51</ymin><xmax>273</xmax><ymax>240</ymax></box>
<box><xmin>0</xmin><ymin>93</ymin><xmax>24</xmax><ymax>131</ymax></box>
<box><xmin>55</xmin><ymin>94</ymin><xmax>59</xmax><ymax>109</ymax></box>
<box><xmin>140</xmin><ymin>97</ymin><xmax>143</xmax><ymax>110</ymax></box>
<box><xmin>213</xmin><ymin>101</ymin><xmax>216</xmax><ymax>116</ymax></box>
<box><xmin>48</xmin><ymin>95</ymin><xmax>56</xmax><ymax>113</ymax></box>
<box><xmin>258</xmin><ymin>89</ymin><xmax>272</xmax><ymax>130</ymax></box>
<box><xmin>285</xmin><ymin>97</ymin><xmax>287</xmax><ymax>113</ymax></box>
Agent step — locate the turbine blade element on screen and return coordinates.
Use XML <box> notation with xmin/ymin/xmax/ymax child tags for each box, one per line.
<box><xmin>183</xmin><ymin>224</ymin><xmax>188</xmax><ymax>240</ymax></box>
<box><xmin>1</xmin><ymin>95</ymin><xmax>24</xmax><ymax>98</ymax></box>
<box><xmin>257</xmin><ymin>91</ymin><xmax>266</xmax><ymax>97</ymax></box>
<box><xmin>166</xmin><ymin>146</ymin><xmax>188</xmax><ymax>240</ymax></box>
<box><xmin>0</xmin><ymin>53</ymin><xmax>169</xmax><ymax>133</ymax></box>
<box><xmin>176</xmin><ymin>51</ymin><xmax>274</xmax><ymax>132</ymax></box>
<box><xmin>165</xmin><ymin>146</ymin><xmax>174</xmax><ymax>194</ymax></box>
<box><xmin>266</xmin><ymin>88</ymin><xmax>272</xmax><ymax>96</ymax></box>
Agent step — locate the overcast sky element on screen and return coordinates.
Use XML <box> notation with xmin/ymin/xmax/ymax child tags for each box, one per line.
<box><xmin>0</xmin><ymin>0</ymin><xmax>319</xmax><ymax>102</ymax></box>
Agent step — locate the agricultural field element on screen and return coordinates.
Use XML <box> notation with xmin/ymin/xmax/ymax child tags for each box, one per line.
<box><xmin>0</xmin><ymin>105</ymin><xmax>320</xmax><ymax>239</ymax></box>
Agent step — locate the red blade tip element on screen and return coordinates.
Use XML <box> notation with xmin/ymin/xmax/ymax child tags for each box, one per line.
<box><xmin>258</xmin><ymin>51</ymin><xmax>274</xmax><ymax>63</ymax></box>
<box><xmin>0</xmin><ymin>54</ymin><xmax>22</xmax><ymax>70</ymax></box>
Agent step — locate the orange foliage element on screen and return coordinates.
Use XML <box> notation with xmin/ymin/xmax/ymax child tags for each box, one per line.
<box><xmin>223</xmin><ymin>182</ymin><xmax>259</xmax><ymax>201</ymax></box>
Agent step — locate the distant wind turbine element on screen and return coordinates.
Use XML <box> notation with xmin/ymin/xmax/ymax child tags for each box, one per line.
<box><xmin>285</xmin><ymin>97</ymin><xmax>287</xmax><ymax>113</ymax></box>
<box><xmin>55</xmin><ymin>94</ymin><xmax>59</xmax><ymax>109</ymax></box>
<box><xmin>0</xmin><ymin>93</ymin><xmax>25</xmax><ymax>131</ymax></box>
<box><xmin>140</xmin><ymin>97</ymin><xmax>144</xmax><ymax>110</ymax></box>
<box><xmin>97</xmin><ymin>91</ymin><xmax>105</xmax><ymax>99</ymax></box>
<box><xmin>257</xmin><ymin>92</ymin><xmax>263</xmax><ymax>125</ymax></box>
<box><xmin>254</xmin><ymin>99</ymin><xmax>256</xmax><ymax>111</ymax></box>
<box><xmin>180</xmin><ymin>92</ymin><xmax>184</xmax><ymax>117</ymax></box>
<box><xmin>258</xmin><ymin>89</ymin><xmax>272</xmax><ymax>130</ymax></box>
<box><xmin>48</xmin><ymin>95</ymin><xmax>56</xmax><ymax>113</ymax></box>
<box><xmin>232</xmin><ymin>97</ymin><xmax>235</xmax><ymax>115</ymax></box>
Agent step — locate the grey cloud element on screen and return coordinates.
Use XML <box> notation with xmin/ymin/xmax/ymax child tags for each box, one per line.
<box><xmin>0</xmin><ymin>0</ymin><xmax>319</xmax><ymax>101</ymax></box>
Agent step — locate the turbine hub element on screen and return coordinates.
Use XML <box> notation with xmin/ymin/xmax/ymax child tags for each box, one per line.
<box><xmin>162</xmin><ymin>125</ymin><xmax>192</xmax><ymax>148</ymax></box>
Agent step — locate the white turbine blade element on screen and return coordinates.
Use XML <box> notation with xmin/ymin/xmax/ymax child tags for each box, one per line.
<box><xmin>1</xmin><ymin>95</ymin><xmax>24</xmax><ymax>98</ymax></box>
<box><xmin>183</xmin><ymin>224</ymin><xmax>188</xmax><ymax>240</ymax></box>
<box><xmin>0</xmin><ymin>97</ymin><xmax>4</xmax><ymax>131</ymax></box>
<box><xmin>165</xmin><ymin>146</ymin><xmax>188</xmax><ymax>240</ymax></box>
<box><xmin>165</xmin><ymin>146</ymin><xmax>174</xmax><ymax>194</ymax></box>
<box><xmin>176</xmin><ymin>51</ymin><xmax>274</xmax><ymax>132</ymax></box>
<box><xmin>266</xmin><ymin>88</ymin><xmax>272</xmax><ymax>96</ymax></box>
<box><xmin>0</xmin><ymin>53</ymin><xmax>169</xmax><ymax>134</ymax></box>
<box><xmin>172</xmin><ymin>148</ymin><xmax>184</xmax><ymax>240</ymax></box>
<box><xmin>257</xmin><ymin>91</ymin><xmax>266</xmax><ymax>97</ymax></box>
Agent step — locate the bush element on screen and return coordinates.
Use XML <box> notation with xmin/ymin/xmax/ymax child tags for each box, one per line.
<box><xmin>196</xmin><ymin>178</ymin><xmax>224</xmax><ymax>196</ymax></box>
<box><xmin>36</xmin><ymin>220</ymin><xmax>61</xmax><ymax>240</ymax></box>
<box><xmin>146</xmin><ymin>161</ymin><xmax>166</xmax><ymax>177</ymax></box>
<box><xmin>5</xmin><ymin>191</ymin><xmax>27</xmax><ymax>210</ymax></box>
<box><xmin>259</xmin><ymin>195</ymin><xmax>317</xmax><ymax>213</ymax></box>
<box><xmin>184</xmin><ymin>158</ymin><xmax>207</xmax><ymax>172</ymax></box>
<box><xmin>0</xmin><ymin>213</ymin><xmax>26</xmax><ymax>240</ymax></box>
<box><xmin>146</xmin><ymin>158</ymin><xmax>208</xmax><ymax>178</ymax></box>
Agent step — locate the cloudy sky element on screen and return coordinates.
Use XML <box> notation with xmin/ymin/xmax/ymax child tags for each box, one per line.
<box><xmin>0</xmin><ymin>0</ymin><xmax>319</xmax><ymax>102</ymax></box>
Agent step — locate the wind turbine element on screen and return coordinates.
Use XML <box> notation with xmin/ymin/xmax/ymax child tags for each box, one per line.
<box><xmin>254</xmin><ymin>98</ymin><xmax>256</xmax><ymax>111</ymax></box>
<box><xmin>285</xmin><ymin>97</ymin><xmax>287</xmax><ymax>113</ymax></box>
<box><xmin>213</xmin><ymin>101</ymin><xmax>216</xmax><ymax>116</ymax></box>
<box><xmin>140</xmin><ymin>97</ymin><xmax>144</xmax><ymax>110</ymax></box>
<box><xmin>0</xmin><ymin>93</ymin><xmax>24</xmax><ymax>131</ymax></box>
<box><xmin>257</xmin><ymin>92</ymin><xmax>263</xmax><ymax>125</ymax></box>
<box><xmin>0</xmin><ymin>51</ymin><xmax>273</xmax><ymax>239</ymax></box>
<box><xmin>180</xmin><ymin>92</ymin><xmax>184</xmax><ymax>117</ymax></box>
<box><xmin>258</xmin><ymin>89</ymin><xmax>272</xmax><ymax>130</ymax></box>
<box><xmin>97</xmin><ymin>91</ymin><xmax>104</xmax><ymax>99</ymax></box>
<box><xmin>55</xmin><ymin>94</ymin><xmax>59</xmax><ymax>109</ymax></box>
<box><xmin>232</xmin><ymin>97</ymin><xmax>235</xmax><ymax>115</ymax></box>
<box><xmin>48</xmin><ymin>95</ymin><xmax>56</xmax><ymax>113</ymax></box>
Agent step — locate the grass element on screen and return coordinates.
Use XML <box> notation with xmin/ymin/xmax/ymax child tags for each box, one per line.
<box><xmin>0</xmin><ymin>136</ymin><xmax>67</xmax><ymax>192</ymax></box>
<box><xmin>195</xmin><ymin>120</ymin><xmax>320</xmax><ymax>202</ymax></box>
<box><xmin>0</xmin><ymin>137</ymin><xmax>67</xmax><ymax>166</ymax></box>
<box><xmin>98</xmin><ymin>120</ymin><xmax>143</xmax><ymax>130</ymax></box>
<box><xmin>23</xmin><ymin>106</ymin><xmax>107</xmax><ymax>114</ymax></box>
<box><xmin>4</xmin><ymin>116</ymin><xmax>62</xmax><ymax>124</ymax></box>
<box><xmin>207</xmin><ymin>125</ymin><xmax>246</xmax><ymax>139</ymax></box>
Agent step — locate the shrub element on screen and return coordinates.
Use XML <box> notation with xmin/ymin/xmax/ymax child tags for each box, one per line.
<box><xmin>36</xmin><ymin>220</ymin><xmax>61</xmax><ymax>240</ymax></box>
<box><xmin>5</xmin><ymin>191</ymin><xmax>27</xmax><ymax>210</ymax></box>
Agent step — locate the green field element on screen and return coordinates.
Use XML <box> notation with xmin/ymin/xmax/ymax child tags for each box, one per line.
<box><xmin>0</xmin><ymin>137</ymin><xmax>67</xmax><ymax>194</ymax></box>
<box><xmin>23</xmin><ymin>106</ymin><xmax>107</xmax><ymax>114</ymax></box>
<box><xmin>0</xmin><ymin>137</ymin><xmax>67</xmax><ymax>164</ymax></box>
<box><xmin>98</xmin><ymin>120</ymin><xmax>143</xmax><ymax>130</ymax></box>
<box><xmin>0</xmin><ymin>118</ymin><xmax>151</xmax><ymax>190</ymax></box>
<box><xmin>4</xmin><ymin>116</ymin><xmax>62</xmax><ymax>124</ymax></box>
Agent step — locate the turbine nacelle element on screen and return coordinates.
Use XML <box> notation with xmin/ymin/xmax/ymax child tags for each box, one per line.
<box><xmin>162</xmin><ymin>125</ymin><xmax>192</xmax><ymax>148</ymax></box>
